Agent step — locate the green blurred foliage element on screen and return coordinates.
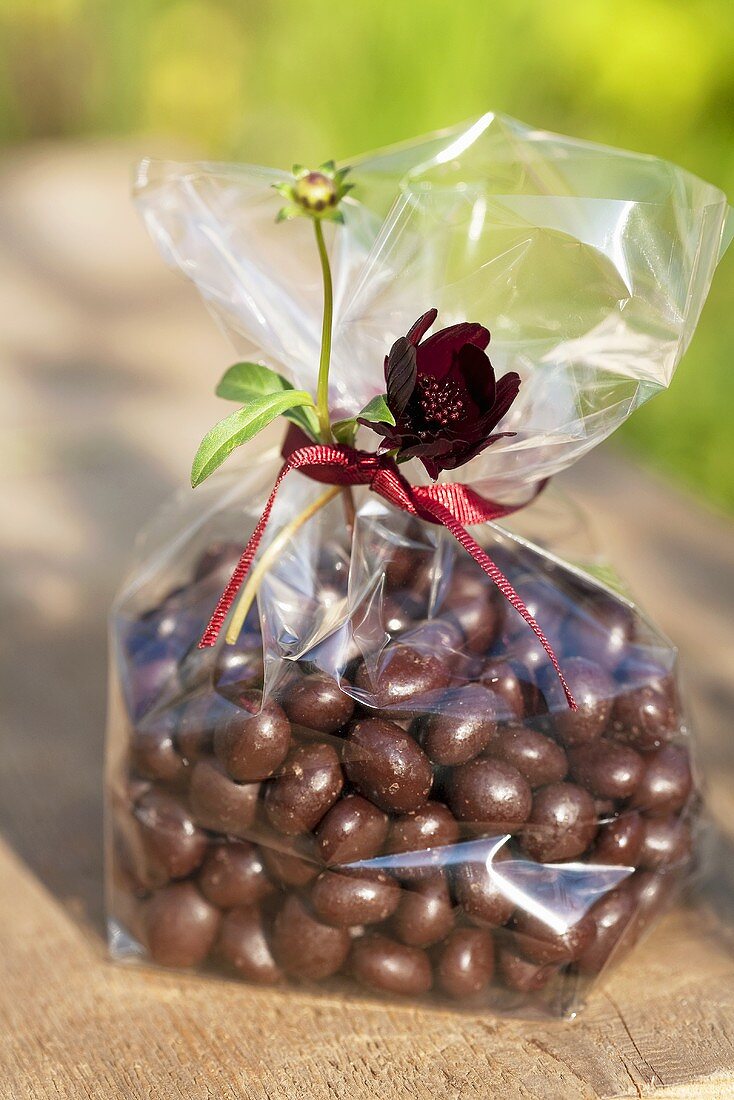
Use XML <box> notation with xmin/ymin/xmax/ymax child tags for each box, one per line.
<box><xmin>1</xmin><ymin>0</ymin><xmax>732</xmax><ymax>509</ymax></box>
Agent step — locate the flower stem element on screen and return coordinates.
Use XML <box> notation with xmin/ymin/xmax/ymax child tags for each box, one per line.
<box><xmin>313</xmin><ymin>218</ymin><xmax>334</xmax><ymax>444</ymax></box>
<box><xmin>225</xmin><ymin>486</ymin><xmax>341</xmax><ymax>645</ymax></box>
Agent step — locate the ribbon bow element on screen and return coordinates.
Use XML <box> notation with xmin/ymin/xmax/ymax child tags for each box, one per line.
<box><xmin>199</xmin><ymin>443</ymin><xmax>576</xmax><ymax>709</ymax></box>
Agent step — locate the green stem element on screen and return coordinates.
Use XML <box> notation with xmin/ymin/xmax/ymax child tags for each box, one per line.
<box><xmin>313</xmin><ymin>218</ymin><xmax>334</xmax><ymax>443</ymax></box>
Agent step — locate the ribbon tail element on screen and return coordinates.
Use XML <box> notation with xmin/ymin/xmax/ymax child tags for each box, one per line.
<box><xmin>417</xmin><ymin>496</ymin><xmax>578</xmax><ymax>711</ymax></box>
<box><xmin>198</xmin><ymin>458</ymin><xmax>296</xmax><ymax>648</ymax></box>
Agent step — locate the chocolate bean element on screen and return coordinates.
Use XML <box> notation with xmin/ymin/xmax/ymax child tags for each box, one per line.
<box><xmin>264</xmin><ymin>741</ymin><xmax>343</xmax><ymax>835</ymax></box>
<box><xmin>218</xmin><ymin>906</ymin><xmax>282</xmax><ymax>984</ymax></box>
<box><xmin>260</xmin><ymin>845</ymin><xmax>319</xmax><ymax>887</ymax></box>
<box><xmin>145</xmin><ymin>882</ymin><xmax>220</xmax><ymax>968</ymax></box>
<box><xmin>213</xmin><ymin>689</ymin><xmax>291</xmax><ymax>782</ymax></box>
<box><xmin>593</xmin><ymin>812</ymin><xmax>645</xmax><ymax>866</ymax></box>
<box><xmin>386</xmin><ymin>802</ymin><xmax>461</xmax><ymax>879</ymax></box>
<box><xmin>521</xmin><ymin>782</ymin><xmax>597</xmax><ymax>862</ymax></box>
<box><xmin>344</xmin><ymin>718</ymin><xmax>433</xmax><ymax>814</ymax></box>
<box><xmin>315</xmin><ymin>794</ymin><xmax>389</xmax><ymax>866</ymax></box>
<box><xmin>446</xmin><ymin>758</ymin><xmax>531</xmax><ymax>832</ymax></box>
<box><xmin>513</xmin><ymin>907</ymin><xmax>595</xmax><ymax>965</ymax></box>
<box><xmin>311</xmin><ymin>868</ymin><xmax>401</xmax><ymax>926</ymax></box>
<box><xmin>478</xmin><ymin>660</ymin><xmax>526</xmax><ymax>721</ymax></box>
<box><xmin>197</xmin><ymin>841</ymin><xmax>274</xmax><ymax>909</ymax></box>
<box><xmin>282</xmin><ymin>672</ymin><xmax>355</xmax><ymax>734</ymax></box>
<box><xmin>391</xmin><ymin>874</ymin><xmax>455</xmax><ymax>947</ymax></box>
<box><xmin>436</xmin><ymin>927</ymin><xmax>495</xmax><ymax>1001</ymax></box>
<box><xmin>569</xmin><ymin>740</ymin><xmax>644</xmax><ymax>800</ymax></box>
<box><xmin>189</xmin><ymin>756</ymin><xmax>259</xmax><ymax>837</ymax></box>
<box><xmin>566</xmin><ymin>594</ymin><xmax>635</xmax><ymax>673</ymax></box>
<box><xmin>134</xmin><ymin>790</ymin><xmax>207</xmax><ymax>882</ymax></box>
<box><xmin>350</xmin><ymin>933</ymin><xmax>432</xmax><ymax>996</ymax></box>
<box><xmin>497</xmin><ymin>947</ymin><xmax>557</xmax><ymax>993</ymax></box>
<box><xmin>272</xmin><ymin>894</ymin><xmax>350</xmax><ymax>980</ymax></box>
<box><xmin>453</xmin><ymin>845</ymin><xmax>515</xmax><ymax>926</ymax></box>
<box><xmin>418</xmin><ymin>684</ymin><xmax>497</xmax><ymax>766</ymax></box>
<box><xmin>383</xmin><ymin>592</ymin><xmax>424</xmax><ymax>635</ymax></box>
<box><xmin>130</xmin><ymin>713</ymin><xmax>187</xmax><ymax>785</ymax></box>
<box><xmin>353</xmin><ymin>645</ymin><xmax>451</xmax><ymax>713</ymax></box>
<box><xmin>214</xmin><ymin>639</ymin><xmax>265</xmax><ymax>699</ymax></box>
<box><xmin>639</xmin><ymin>815</ymin><xmax>693</xmax><ymax>870</ymax></box>
<box><xmin>630</xmin><ymin>745</ymin><xmax>693</xmax><ymax>815</ymax></box>
<box><xmin>487</xmin><ymin>725</ymin><xmax>568</xmax><ymax>788</ymax></box>
<box><xmin>577</xmin><ymin>888</ymin><xmax>637</xmax><ymax>974</ymax></box>
<box><xmin>612</xmin><ymin>664</ymin><xmax>679</xmax><ymax>749</ymax></box>
<box><xmin>548</xmin><ymin>658</ymin><xmax>614</xmax><ymax>747</ymax></box>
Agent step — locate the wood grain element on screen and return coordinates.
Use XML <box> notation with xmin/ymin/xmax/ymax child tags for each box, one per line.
<box><xmin>1</xmin><ymin>141</ymin><xmax>734</xmax><ymax>1100</ymax></box>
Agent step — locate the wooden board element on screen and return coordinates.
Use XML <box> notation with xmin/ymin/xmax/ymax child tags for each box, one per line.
<box><xmin>2</xmin><ymin>141</ymin><xmax>734</xmax><ymax>1099</ymax></box>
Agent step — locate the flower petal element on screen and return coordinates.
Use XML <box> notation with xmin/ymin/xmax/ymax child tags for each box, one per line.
<box><xmin>406</xmin><ymin>308</ymin><xmax>438</xmax><ymax>346</ymax></box>
<box><xmin>418</xmin><ymin>322</ymin><xmax>491</xmax><ymax>380</ymax></box>
<box><xmin>438</xmin><ymin>431</ymin><xmax>516</xmax><ymax>470</ymax></box>
<box><xmin>454</xmin><ymin>342</ymin><xmax>496</xmax><ymax>413</ymax></box>
<box><xmin>384</xmin><ymin>336</ymin><xmax>417</xmax><ymax>417</ymax></box>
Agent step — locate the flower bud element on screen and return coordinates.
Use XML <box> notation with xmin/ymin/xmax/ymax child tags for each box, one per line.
<box><xmin>293</xmin><ymin>171</ymin><xmax>338</xmax><ymax>214</ymax></box>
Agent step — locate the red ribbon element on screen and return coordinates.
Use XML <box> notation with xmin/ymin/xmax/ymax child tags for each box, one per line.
<box><xmin>199</xmin><ymin>443</ymin><xmax>577</xmax><ymax>709</ymax></box>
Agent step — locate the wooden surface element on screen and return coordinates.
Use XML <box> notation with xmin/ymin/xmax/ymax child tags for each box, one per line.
<box><xmin>2</xmin><ymin>141</ymin><xmax>734</xmax><ymax>1100</ymax></box>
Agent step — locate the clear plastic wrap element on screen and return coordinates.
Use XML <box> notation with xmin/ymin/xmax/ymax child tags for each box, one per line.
<box><xmin>107</xmin><ymin>114</ymin><xmax>729</xmax><ymax>1017</ymax></box>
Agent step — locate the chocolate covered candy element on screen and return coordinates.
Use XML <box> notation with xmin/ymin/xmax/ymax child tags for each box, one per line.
<box><xmin>198</xmin><ymin>840</ymin><xmax>274</xmax><ymax>909</ymax></box>
<box><xmin>189</xmin><ymin>756</ymin><xmax>259</xmax><ymax>837</ymax></box>
<box><xmin>315</xmin><ymin>794</ymin><xmax>389</xmax><ymax>866</ymax></box>
<box><xmin>447</xmin><ymin>758</ymin><xmax>531</xmax><ymax>832</ymax></box>
<box><xmin>521</xmin><ymin>782</ymin><xmax>597</xmax><ymax>862</ymax></box>
<box><xmin>487</xmin><ymin>725</ymin><xmax>567</xmax><ymax>788</ymax></box>
<box><xmin>350</xmin><ymin>933</ymin><xmax>432</xmax><ymax>996</ymax></box>
<box><xmin>272</xmin><ymin>894</ymin><xmax>351</xmax><ymax>981</ymax></box>
<box><xmin>386</xmin><ymin>802</ymin><xmax>461</xmax><ymax>879</ymax></box>
<box><xmin>265</xmin><ymin>741</ymin><xmax>343</xmax><ymax>835</ymax></box>
<box><xmin>353</xmin><ymin>645</ymin><xmax>451</xmax><ymax>713</ymax></box>
<box><xmin>577</xmin><ymin>888</ymin><xmax>636</xmax><ymax>974</ymax></box>
<box><xmin>134</xmin><ymin>790</ymin><xmax>207</xmax><ymax>883</ymax></box>
<box><xmin>436</xmin><ymin>927</ymin><xmax>495</xmax><ymax>1001</ymax></box>
<box><xmin>218</xmin><ymin>906</ymin><xmax>282</xmax><ymax>985</ymax></box>
<box><xmin>145</xmin><ymin>882</ymin><xmax>220</xmax><ymax>968</ymax></box>
<box><xmin>391</xmin><ymin>874</ymin><xmax>455</xmax><ymax>947</ymax></box>
<box><xmin>513</xmin><ymin>907</ymin><xmax>595</xmax><ymax>965</ymax></box>
<box><xmin>214</xmin><ymin>689</ymin><xmax>291</xmax><ymax>782</ymax></box>
<box><xmin>478</xmin><ymin>660</ymin><xmax>526</xmax><ymax>721</ymax></box>
<box><xmin>569</xmin><ymin>740</ymin><xmax>644</xmax><ymax>800</ymax></box>
<box><xmin>497</xmin><ymin>947</ymin><xmax>557</xmax><ymax>993</ymax></box>
<box><xmin>593</xmin><ymin>812</ymin><xmax>645</xmax><ymax>866</ymax></box>
<box><xmin>311</xmin><ymin>868</ymin><xmax>401</xmax><ymax>926</ymax></box>
<box><xmin>344</xmin><ymin>718</ymin><xmax>433</xmax><ymax>813</ymax></box>
<box><xmin>453</xmin><ymin>846</ymin><xmax>515</xmax><ymax>927</ymax></box>
<box><xmin>418</xmin><ymin>683</ymin><xmax>498</xmax><ymax>766</ymax></box>
<box><xmin>282</xmin><ymin>672</ymin><xmax>355</xmax><ymax>733</ymax></box>
<box><xmin>612</xmin><ymin>664</ymin><xmax>679</xmax><ymax>749</ymax></box>
<box><xmin>549</xmin><ymin>657</ymin><xmax>614</xmax><ymax>747</ymax></box>
<box><xmin>630</xmin><ymin>745</ymin><xmax>693</xmax><ymax>815</ymax></box>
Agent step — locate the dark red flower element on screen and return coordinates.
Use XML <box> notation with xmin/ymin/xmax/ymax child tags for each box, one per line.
<box><xmin>362</xmin><ymin>308</ymin><xmax>521</xmax><ymax>480</ymax></box>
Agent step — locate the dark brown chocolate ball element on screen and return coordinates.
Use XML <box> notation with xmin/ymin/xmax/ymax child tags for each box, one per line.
<box><xmin>446</xmin><ymin>758</ymin><xmax>532</xmax><ymax>832</ymax></box>
<box><xmin>218</xmin><ymin>906</ymin><xmax>282</xmax><ymax>984</ymax></box>
<box><xmin>436</xmin><ymin>927</ymin><xmax>495</xmax><ymax>1001</ymax></box>
<box><xmin>188</xmin><ymin>756</ymin><xmax>259</xmax><ymax>838</ymax></box>
<box><xmin>282</xmin><ymin>672</ymin><xmax>355</xmax><ymax>734</ymax></box>
<box><xmin>350</xmin><ymin>933</ymin><xmax>432</xmax><ymax>996</ymax></box>
<box><xmin>264</xmin><ymin>741</ymin><xmax>343</xmax><ymax>835</ymax></box>
<box><xmin>611</xmin><ymin>666</ymin><xmax>679</xmax><ymax>749</ymax></box>
<box><xmin>497</xmin><ymin>946</ymin><xmax>557</xmax><ymax>993</ymax></box>
<box><xmin>175</xmin><ymin>694</ymin><xmax>242</xmax><ymax>764</ymax></box>
<box><xmin>315</xmin><ymin>794</ymin><xmax>389</xmax><ymax>866</ymax></box>
<box><xmin>391</xmin><ymin>874</ymin><xmax>455</xmax><ymax>947</ymax></box>
<box><xmin>134</xmin><ymin>790</ymin><xmax>208</xmax><ymax>883</ymax></box>
<box><xmin>353</xmin><ymin>645</ymin><xmax>451</xmax><ymax>713</ymax></box>
<box><xmin>197</xmin><ymin>841</ymin><xmax>274</xmax><ymax>909</ymax></box>
<box><xmin>385</xmin><ymin>802</ymin><xmax>461</xmax><ymax>881</ymax></box>
<box><xmin>568</xmin><ymin>594</ymin><xmax>635</xmax><ymax>672</ymax></box>
<box><xmin>630</xmin><ymin>745</ymin><xmax>693</xmax><ymax>816</ymax></box>
<box><xmin>131</xmin><ymin>713</ymin><xmax>186</xmax><ymax>784</ymax></box>
<box><xmin>577</xmin><ymin>888</ymin><xmax>637</xmax><ymax>975</ymax></box>
<box><xmin>145</xmin><ymin>882</ymin><xmax>220</xmax><ymax>968</ymax></box>
<box><xmin>487</xmin><ymin>725</ymin><xmax>568</xmax><ymax>788</ymax></box>
<box><xmin>549</xmin><ymin>657</ymin><xmax>614</xmax><ymax>747</ymax></box>
<box><xmin>272</xmin><ymin>894</ymin><xmax>351</xmax><ymax>981</ymax></box>
<box><xmin>453</xmin><ymin>845</ymin><xmax>515</xmax><ymax>926</ymax></box>
<box><xmin>569</xmin><ymin>740</ymin><xmax>644</xmax><ymax>800</ymax></box>
<box><xmin>213</xmin><ymin>689</ymin><xmax>291</xmax><ymax>782</ymax></box>
<box><xmin>418</xmin><ymin>684</ymin><xmax>498</xmax><ymax>766</ymax></box>
<box><xmin>639</xmin><ymin>814</ymin><xmax>693</xmax><ymax>870</ymax></box>
<box><xmin>478</xmin><ymin>660</ymin><xmax>526</xmax><ymax>721</ymax></box>
<box><xmin>214</xmin><ymin>640</ymin><xmax>265</xmax><ymax>699</ymax></box>
<box><xmin>260</xmin><ymin>845</ymin><xmax>319</xmax><ymax>887</ymax></box>
<box><xmin>593</xmin><ymin>812</ymin><xmax>645</xmax><ymax>866</ymax></box>
<box><xmin>513</xmin><ymin>907</ymin><xmax>595</xmax><ymax>965</ymax></box>
<box><xmin>311</xmin><ymin>868</ymin><xmax>401</xmax><ymax>926</ymax></box>
<box><xmin>521</xmin><ymin>782</ymin><xmax>597</xmax><ymax>862</ymax></box>
<box><xmin>344</xmin><ymin>718</ymin><xmax>433</xmax><ymax>814</ymax></box>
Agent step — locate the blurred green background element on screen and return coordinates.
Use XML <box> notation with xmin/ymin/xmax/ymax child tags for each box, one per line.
<box><xmin>1</xmin><ymin>0</ymin><xmax>732</xmax><ymax>510</ymax></box>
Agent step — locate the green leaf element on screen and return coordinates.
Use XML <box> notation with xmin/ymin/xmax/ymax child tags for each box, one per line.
<box><xmin>216</xmin><ymin>361</ymin><xmax>320</xmax><ymax>439</ymax></box>
<box><xmin>332</xmin><ymin>417</ymin><xmax>357</xmax><ymax>444</ymax></box>
<box><xmin>357</xmin><ymin>394</ymin><xmax>395</xmax><ymax>426</ymax></box>
<box><xmin>191</xmin><ymin>391</ymin><xmax>315</xmax><ymax>487</ymax></box>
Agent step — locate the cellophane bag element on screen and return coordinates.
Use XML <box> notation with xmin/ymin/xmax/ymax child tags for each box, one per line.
<box><xmin>106</xmin><ymin>113</ymin><xmax>731</xmax><ymax>1018</ymax></box>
